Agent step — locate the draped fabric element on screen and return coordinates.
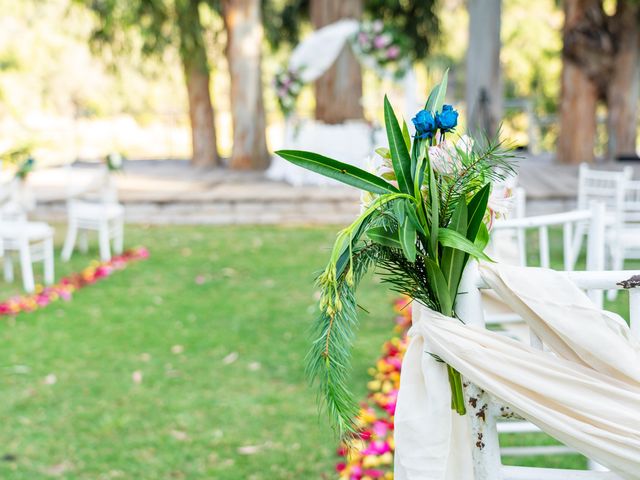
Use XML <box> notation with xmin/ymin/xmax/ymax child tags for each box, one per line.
<box><xmin>289</xmin><ymin>20</ymin><xmax>360</xmax><ymax>83</ymax></box>
<box><xmin>394</xmin><ymin>263</ymin><xmax>640</xmax><ymax>480</ymax></box>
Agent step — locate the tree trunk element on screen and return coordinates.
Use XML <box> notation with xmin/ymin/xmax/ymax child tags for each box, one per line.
<box><xmin>466</xmin><ymin>0</ymin><xmax>502</xmax><ymax>138</ymax></box>
<box><xmin>177</xmin><ymin>0</ymin><xmax>219</xmax><ymax>167</ymax></box>
<box><xmin>557</xmin><ymin>0</ymin><xmax>603</xmax><ymax>164</ymax></box>
<box><xmin>184</xmin><ymin>61</ymin><xmax>219</xmax><ymax>167</ymax></box>
<box><xmin>222</xmin><ymin>0</ymin><xmax>270</xmax><ymax>170</ymax></box>
<box><xmin>607</xmin><ymin>2</ymin><xmax>640</xmax><ymax>160</ymax></box>
<box><xmin>310</xmin><ymin>0</ymin><xmax>363</xmax><ymax>123</ymax></box>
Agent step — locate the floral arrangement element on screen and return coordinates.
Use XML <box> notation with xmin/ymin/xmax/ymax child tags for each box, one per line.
<box><xmin>0</xmin><ymin>247</ymin><xmax>148</xmax><ymax>317</ymax></box>
<box><xmin>350</xmin><ymin>20</ymin><xmax>411</xmax><ymax>80</ymax></box>
<box><xmin>274</xmin><ymin>67</ymin><xmax>304</xmax><ymax>117</ymax></box>
<box><xmin>15</xmin><ymin>156</ymin><xmax>35</xmax><ymax>180</ymax></box>
<box><xmin>105</xmin><ymin>152</ymin><xmax>124</xmax><ymax>172</ymax></box>
<box><xmin>275</xmin><ymin>72</ymin><xmax>515</xmax><ymax>439</ymax></box>
<box><xmin>336</xmin><ymin>297</ymin><xmax>411</xmax><ymax>480</ymax></box>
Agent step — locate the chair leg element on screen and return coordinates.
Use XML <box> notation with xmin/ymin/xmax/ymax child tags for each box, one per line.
<box><xmin>19</xmin><ymin>244</ymin><xmax>35</xmax><ymax>293</ymax></box>
<box><xmin>4</xmin><ymin>255</ymin><xmax>14</xmax><ymax>283</ymax></box>
<box><xmin>114</xmin><ymin>218</ymin><xmax>124</xmax><ymax>255</ymax></box>
<box><xmin>43</xmin><ymin>237</ymin><xmax>54</xmax><ymax>286</ymax></box>
<box><xmin>61</xmin><ymin>222</ymin><xmax>78</xmax><ymax>261</ymax></box>
<box><xmin>79</xmin><ymin>230</ymin><xmax>89</xmax><ymax>254</ymax></box>
<box><xmin>98</xmin><ymin>223</ymin><xmax>111</xmax><ymax>261</ymax></box>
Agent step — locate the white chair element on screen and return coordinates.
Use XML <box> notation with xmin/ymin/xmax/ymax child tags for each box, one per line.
<box><xmin>0</xmin><ymin>179</ymin><xmax>54</xmax><ymax>293</ymax></box>
<box><xmin>485</xmin><ymin>203</ymin><xmax>606</xmax><ymax>462</ymax></box>
<box><xmin>61</xmin><ymin>166</ymin><xmax>124</xmax><ymax>262</ymax></box>
<box><xmin>490</xmin><ymin>202</ymin><xmax>606</xmax><ymax>305</ymax></box>
<box><xmin>456</xmin><ymin>264</ymin><xmax>640</xmax><ymax>479</ymax></box>
<box><xmin>572</xmin><ymin>164</ymin><xmax>633</xmax><ymax>272</ymax></box>
<box><xmin>609</xmin><ymin>179</ymin><xmax>640</xmax><ymax>269</ymax></box>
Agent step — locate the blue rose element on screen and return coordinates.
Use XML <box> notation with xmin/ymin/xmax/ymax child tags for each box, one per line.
<box><xmin>412</xmin><ymin>109</ymin><xmax>436</xmax><ymax>139</ymax></box>
<box><xmin>436</xmin><ymin>104</ymin><xmax>458</xmax><ymax>133</ymax></box>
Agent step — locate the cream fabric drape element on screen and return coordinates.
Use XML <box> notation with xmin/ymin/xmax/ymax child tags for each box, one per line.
<box><xmin>394</xmin><ymin>263</ymin><xmax>640</xmax><ymax>480</ymax></box>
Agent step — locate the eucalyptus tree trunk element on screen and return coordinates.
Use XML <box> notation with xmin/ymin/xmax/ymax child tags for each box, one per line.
<box><xmin>557</xmin><ymin>0</ymin><xmax>606</xmax><ymax>164</ymax></box>
<box><xmin>222</xmin><ymin>0</ymin><xmax>270</xmax><ymax>170</ymax></box>
<box><xmin>466</xmin><ymin>0</ymin><xmax>502</xmax><ymax>138</ymax></box>
<box><xmin>184</xmin><ymin>61</ymin><xmax>219</xmax><ymax>167</ymax></box>
<box><xmin>606</xmin><ymin>2</ymin><xmax>640</xmax><ymax>160</ymax></box>
<box><xmin>310</xmin><ymin>0</ymin><xmax>364</xmax><ymax>123</ymax></box>
<box><xmin>177</xmin><ymin>0</ymin><xmax>220</xmax><ymax>167</ymax></box>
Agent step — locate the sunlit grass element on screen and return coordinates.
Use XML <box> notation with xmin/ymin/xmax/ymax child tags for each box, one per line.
<box><xmin>0</xmin><ymin>224</ymin><xmax>635</xmax><ymax>478</ymax></box>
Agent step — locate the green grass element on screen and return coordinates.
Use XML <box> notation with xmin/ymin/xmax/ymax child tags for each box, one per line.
<box><xmin>0</xmin><ymin>225</ymin><xmax>395</xmax><ymax>479</ymax></box>
<box><xmin>0</xmin><ymin>225</ymin><xmax>636</xmax><ymax>478</ymax></box>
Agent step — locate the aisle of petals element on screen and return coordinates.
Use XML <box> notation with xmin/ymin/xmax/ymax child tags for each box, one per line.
<box><xmin>336</xmin><ymin>297</ymin><xmax>412</xmax><ymax>480</ymax></box>
<box><xmin>0</xmin><ymin>247</ymin><xmax>149</xmax><ymax>316</ymax></box>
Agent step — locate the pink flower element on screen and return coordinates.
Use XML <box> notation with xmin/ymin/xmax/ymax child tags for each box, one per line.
<box><xmin>373</xmin><ymin>34</ymin><xmax>391</xmax><ymax>49</ymax></box>
<box><xmin>363</xmin><ymin>469</ymin><xmax>385</xmax><ymax>478</ymax></box>
<box><xmin>386</xmin><ymin>46</ymin><xmax>400</xmax><ymax>60</ymax></box>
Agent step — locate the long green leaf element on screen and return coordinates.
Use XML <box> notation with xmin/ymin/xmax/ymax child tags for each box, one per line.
<box><xmin>475</xmin><ymin>222</ymin><xmax>490</xmax><ymax>251</ymax></box>
<box><xmin>467</xmin><ymin>183</ymin><xmax>491</xmax><ymax>242</ymax></box>
<box><xmin>425</xmin><ymin>68</ymin><xmax>449</xmax><ymax>113</ymax></box>
<box><xmin>428</xmin><ymin>159</ymin><xmax>439</xmax><ymax>260</ymax></box>
<box><xmin>438</xmin><ymin>228</ymin><xmax>492</xmax><ymax>262</ymax></box>
<box><xmin>403</xmin><ymin>201</ymin><xmax>426</xmax><ymax>236</ymax></box>
<box><xmin>425</xmin><ymin>258</ymin><xmax>453</xmax><ymax>316</ymax></box>
<box><xmin>275</xmin><ymin>150</ymin><xmax>399</xmax><ymax>195</ymax></box>
<box><xmin>466</xmin><ymin>184</ymin><xmax>491</xmax><ymax>242</ymax></box>
<box><xmin>400</xmin><ymin>218</ymin><xmax>417</xmax><ymax>262</ymax></box>
<box><xmin>440</xmin><ymin>200</ymin><xmax>468</xmax><ymax>299</ymax></box>
<box><xmin>383</xmin><ymin>96</ymin><xmax>414</xmax><ymax>194</ymax></box>
<box><xmin>367</xmin><ymin>226</ymin><xmax>401</xmax><ymax>249</ymax></box>
<box><xmin>401</xmin><ymin>119</ymin><xmax>411</xmax><ymax>152</ymax></box>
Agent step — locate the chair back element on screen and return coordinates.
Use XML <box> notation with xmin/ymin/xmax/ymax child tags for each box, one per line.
<box><xmin>455</xmin><ymin>262</ymin><xmax>640</xmax><ymax>479</ymax></box>
<box><xmin>577</xmin><ymin>163</ymin><xmax>632</xmax><ymax>213</ymax></box>
<box><xmin>623</xmin><ymin>180</ymin><xmax>640</xmax><ymax>224</ymax></box>
<box><xmin>491</xmin><ymin>202</ymin><xmax>605</xmax><ymax>272</ymax></box>
<box><xmin>66</xmin><ymin>165</ymin><xmax>118</xmax><ymax>206</ymax></box>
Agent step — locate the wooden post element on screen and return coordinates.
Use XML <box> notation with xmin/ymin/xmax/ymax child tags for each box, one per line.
<box><xmin>310</xmin><ymin>0</ymin><xmax>364</xmax><ymax>123</ymax></box>
<box><xmin>466</xmin><ymin>0</ymin><xmax>502</xmax><ymax>138</ymax></box>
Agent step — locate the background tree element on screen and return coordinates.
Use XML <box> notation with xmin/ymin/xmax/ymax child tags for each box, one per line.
<box><xmin>263</xmin><ymin>0</ymin><xmax>439</xmax><ymax>123</ymax></box>
<box><xmin>559</xmin><ymin>0</ymin><xmax>640</xmax><ymax>163</ymax></box>
<box><xmin>82</xmin><ymin>0</ymin><xmax>220</xmax><ymax>167</ymax></box>
<box><xmin>221</xmin><ymin>0</ymin><xmax>270</xmax><ymax>170</ymax></box>
<box><xmin>309</xmin><ymin>0</ymin><xmax>364</xmax><ymax>123</ymax></box>
<box><xmin>466</xmin><ymin>0</ymin><xmax>502</xmax><ymax>138</ymax></box>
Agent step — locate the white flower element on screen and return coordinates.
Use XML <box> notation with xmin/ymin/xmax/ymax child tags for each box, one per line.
<box><xmin>428</xmin><ymin>142</ymin><xmax>458</xmax><ymax>174</ymax></box>
<box><xmin>427</xmin><ymin>135</ymin><xmax>474</xmax><ymax>174</ymax></box>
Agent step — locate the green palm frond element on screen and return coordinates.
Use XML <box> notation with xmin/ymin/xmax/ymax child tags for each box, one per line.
<box><xmin>305</xmin><ymin>243</ymin><xmax>381</xmax><ymax>440</ymax></box>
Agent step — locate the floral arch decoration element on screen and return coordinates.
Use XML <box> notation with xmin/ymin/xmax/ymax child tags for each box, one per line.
<box><xmin>274</xmin><ymin>19</ymin><xmax>412</xmax><ymax>117</ymax></box>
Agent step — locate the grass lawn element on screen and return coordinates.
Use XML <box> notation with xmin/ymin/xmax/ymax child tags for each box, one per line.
<box><xmin>0</xmin><ymin>225</ymin><xmax>396</xmax><ymax>479</ymax></box>
<box><xmin>0</xmin><ymin>224</ymin><xmax>636</xmax><ymax>479</ymax></box>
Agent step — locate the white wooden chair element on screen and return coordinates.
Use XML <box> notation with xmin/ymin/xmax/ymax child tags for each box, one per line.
<box><xmin>0</xmin><ymin>179</ymin><xmax>54</xmax><ymax>293</ymax></box>
<box><xmin>610</xmin><ymin>179</ymin><xmax>640</xmax><ymax>269</ymax></box>
<box><xmin>490</xmin><ymin>202</ymin><xmax>606</xmax><ymax>307</ymax></box>
<box><xmin>61</xmin><ymin>166</ymin><xmax>124</xmax><ymax>262</ymax></box>
<box><xmin>456</xmin><ymin>264</ymin><xmax>640</xmax><ymax>479</ymax></box>
<box><xmin>485</xmin><ymin>203</ymin><xmax>606</xmax><ymax>463</ymax></box>
<box><xmin>571</xmin><ymin>164</ymin><xmax>633</xmax><ymax>278</ymax></box>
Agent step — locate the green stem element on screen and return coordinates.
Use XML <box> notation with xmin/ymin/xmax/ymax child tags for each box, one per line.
<box><xmin>447</xmin><ymin>365</ymin><xmax>466</xmax><ymax>415</ymax></box>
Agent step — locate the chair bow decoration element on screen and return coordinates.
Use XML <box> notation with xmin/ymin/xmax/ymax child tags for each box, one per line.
<box><xmin>275</xmin><ymin>73</ymin><xmax>517</xmax><ymax>440</ymax></box>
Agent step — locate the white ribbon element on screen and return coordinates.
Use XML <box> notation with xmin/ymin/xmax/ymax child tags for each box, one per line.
<box><xmin>394</xmin><ymin>263</ymin><xmax>640</xmax><ymax>480</ymax></box>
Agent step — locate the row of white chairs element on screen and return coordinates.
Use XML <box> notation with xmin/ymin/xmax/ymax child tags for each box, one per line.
<box><xmin>0</xmin><ymin>167</ymin><xmax>124</xmax><ymax>292</ymax></box>
<box><xmin>484</xmin><ymin>163</ymin><xmax>639</xmax><ymax>474</ymax></box>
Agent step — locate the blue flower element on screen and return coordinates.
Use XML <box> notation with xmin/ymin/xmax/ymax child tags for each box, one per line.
<box><xmin>436</xmin><ymin>104</ymin><xmax>458</xmax><ymax>133</ymax></box>
<box><xmin>412</xmin><ymin>110</ymin><xmax>436</xmax><ymax>139</ymax></box>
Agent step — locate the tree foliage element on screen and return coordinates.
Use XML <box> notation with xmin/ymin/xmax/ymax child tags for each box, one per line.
<box><xmin>262</xmin><ymin>0</ymin><xmax>439</xmax><ymax>61</ymax></box>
